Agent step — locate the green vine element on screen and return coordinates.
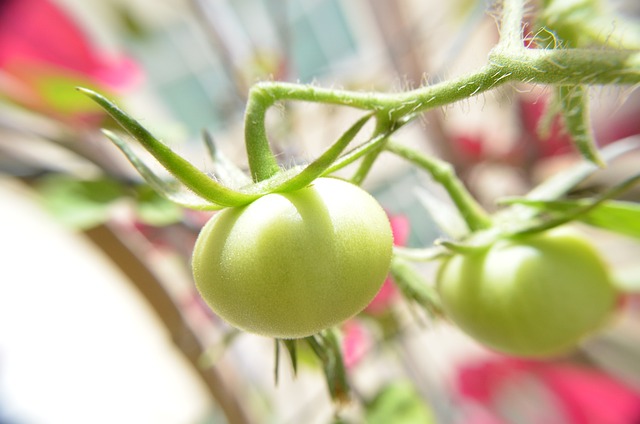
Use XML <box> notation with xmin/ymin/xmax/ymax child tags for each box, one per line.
<box><xmin>79</xmin><ymin>0</ymin><xmax>640</xmax><ymax>402</ymax></box>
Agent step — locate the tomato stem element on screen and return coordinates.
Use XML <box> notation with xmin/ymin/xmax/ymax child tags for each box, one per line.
<box><xmin>390</xmin><ymin>258</ymin><xmax>443</xmax><ymax>317</ymax></box>
<box><xmin>244</xmin><ymin>86</ymin><xmax>281</xmax><ymax>182</ymax></box>
<box><xmin>351</xmin><ymin>112</ymin><xmax>392</xmax><ymax>185</ymax></box>
<box><xmin>80</xmin><ymin>88</ymin><xmax>259</xmax><ymax>207</ymax></box>
<box><xmin>557</xmin><ymin>85</ymin><xmax>604</xmax><ymax>166</ymax></box>
<box><xmin>385</xmin><ymin>141</ymin><xmax>493</xmax><ymax>232</ymax></box>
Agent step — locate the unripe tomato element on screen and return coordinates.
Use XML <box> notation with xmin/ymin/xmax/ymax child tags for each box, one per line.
<box><xmin>436</xmin><ymin>228</ymin><xmax>617</xmax><ymax>357</ymax></box>
<box><xmin>192</xmin><ymin>177</ymin><xmax>393</xmax><ymax>339</ymax></box>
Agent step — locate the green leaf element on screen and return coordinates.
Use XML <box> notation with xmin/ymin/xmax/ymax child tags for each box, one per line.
<box><xmin>80</xmin><ymin>88</ymin><xmax>258</xmax><ymax>207</ymax></box>
<box><xmin>274</xmin><ymin>339</ymin><xmax>281</xmax><ymax>385</ymax></box>
<box><xmin>504</xmin><ymin>172</ymin><xmax>640</xmax><ymax>236</ymax></box>
<box><xmin>539</xmin><ymin>0</ymin><xmax>602</xmax><ymax>47</ymax></box>
<box><xmin>526</xmin><ymin>136</ymin><xmax>640</xmax><ymax>201</ymax></box>
<box><xmin>34</xmin><ymin>72</ymin><xmax>106</xmax><ymax>115</ymax></box>
<box><xmin>393</xmin><ymin>246</ymin><xmax>448</xmax><ymax>262</ymax></box>
<box><xmin>282</xmin><ymin>339</ymin><xmax>298</xmax><ymax>375</ymax></box>
<box><xmin>273</xmin><ymin>113</ymin><xmax>373</xmax><ymax>192</ymax></box>
<box><xmin>274</xmin><ymin>339</ymin><xmax>298</xmax><ymax>385</ymax></box>
<box><xmin>539</xmin><ymin>0</ymin><xmax>640</xmax><ymax>49</ymax></box>
<box><xmin>102</xmin><ymin>130</ymin><xmax>226</xmax><ymax>211</ymax></box>
<box><xmin>134</xmin><ymin>185</ymin><xmax>183</xmax><ymax>226</ymax></box>
<box><xmin>390</xmin><ymin>258</ymin><xmax>443</xmax><ymax>317</ymax></box>
<box><xmin>582</xmin><ymin>201</ymin><xmax>640</xmax><ymax>238</ymax></box>
<box><xmin>321</xmin><ymin>131</ymin><xmax>390</xmax><ymax>175</ymax></box>
<box><xmin>305</xmin><ymin>330</ymin><xmax>350</xmax><ymax>404</ymax></box>
<box><xmin>38</xmin><ymin>175</ymin><xmax>125</xmax><ymax>229</ymax></box>
<box><xmin>558</xmin><ymin>85</ymin><xmax>603</xmax><ymax>166</ymax></box>
<box><xmin>504</xmin><ymin>198</ymin><xmax>640</xmax><ymax>239</ymax></box>
<box><xmin>365</xmin><ymin>382</ymin><xmax>435</xmax><ymax>424</ymax></box>
<box><xmin>414</xmin><ymin>188</ymin><xmax>469</xmax><ymax>238</ymax></box>
<box><xmin>385</xmin><ymin>141</ymin><xmax>492</xmax><ymax>231</ymax></box>
<box><xmin>202</xmin><ymin>131</ymin><xmax>252</xmax><ymax>188</ymax></box>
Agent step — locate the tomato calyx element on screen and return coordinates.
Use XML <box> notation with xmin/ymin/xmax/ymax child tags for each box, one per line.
<box><xmin>81</xmin><ymin>88</ymin><xmax>412</xmax><ymax>213</ymax></box>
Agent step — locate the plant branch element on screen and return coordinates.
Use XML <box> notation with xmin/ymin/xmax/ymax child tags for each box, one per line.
<box><xmin>498</xmin><ymin>0</ymin><xmax>526</xmax><ymax>49</ymax></box>
<box><xmin>385</xmin><ymin>141</ymin><xmax>492</xmax><ymax>232</ymax></box>
<box><xmin>243</xmin><ymin>44</ymin><xmax>638</xmax><ymax>176</ymax></box>
<box><xmin>490</xmin><ymin>47</ymin><xmax>640</xmax><ymax>86</ymax></box>
<box><xmin>244</xmin><ymin>87</ymin><xmax>281</xmax><ymax>182</ymax></box>
<box><xmin>351</xmin><ymin>113</ymin><xmax>391</xmax><ymax>185</ymax></box>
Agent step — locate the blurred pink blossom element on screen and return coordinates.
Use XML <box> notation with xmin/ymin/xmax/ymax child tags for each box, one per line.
<box><xmin>452</xmin><ymin>93</ymin><xmax>640</xmax><ymax>168</ymax></box>
<box><xmin>342</xmin><ymin>320</ymin><xmax>372</xmax><ymax>369</ymax></box>
<box><xmin>457</xmin><ymin>356</ymin><xmax>640</xmax><ymax>424</ymax></box>
<box><xmin>342</xmin><ymin>214</ymin><xmax>410</xmax><ymax>369</ymax></box>
<box><xmin>364</xmin><ymin>214</ymin><xmax>410</xmax><ymax>315</ymax></box>
<box><xmin>0</xmin><ymin>0</ymin><xmax>141</xmax><ymax>122</ymax></box>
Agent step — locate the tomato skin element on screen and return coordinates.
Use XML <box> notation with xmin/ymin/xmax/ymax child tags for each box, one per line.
<box><xmin>192</xmin><ymin>177</ymin><xmax>393</xmax><ymax>339</ymax></box>
<box><xmin>436</xmin><ymin>228</ymin><xmax>617</xmax><ymax>357</ymax></box>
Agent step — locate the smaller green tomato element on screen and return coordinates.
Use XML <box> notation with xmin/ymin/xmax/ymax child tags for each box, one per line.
<box><xmin>192</xmin><ymin>177</ymin><xmax>393</xmax><ymax>339</ymax></box>
<box><xmin>436</xmin><ymin>228</ymin><xmax>617</xmax><ymax>357</ymax></box>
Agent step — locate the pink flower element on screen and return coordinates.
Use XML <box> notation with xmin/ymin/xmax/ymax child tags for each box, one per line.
<box><xmin>342</xmin><ymin>214</ymin><xmax>410</xmax><ymax>369</ymax></box>
<box><xmin>341</xmin><ymin>320</ymin><xmax>372</xmax><ymax>369</ymax></box>
<box><xmin>0</xmin><ymin>0</ymin><xmax>141</xmax><ymax>122</ymax></box>
<box><xmin>451</xmin><ymin>92</ymin><xmax>640</xmax><ymax>170</ymax></box>
<box><xmin>456</xmin><ymin>356</ymin><xmax>640</xmax><ymax>424</ymax></box>
<box><xmin>518</xmin><ymin>97</ymin><xmax>575</xmax><ymax>159</ymax></box>
<box><xmin>364</xmin><ymin>214</ymin><xmax>410</xmax><ymax>314</ymax></box>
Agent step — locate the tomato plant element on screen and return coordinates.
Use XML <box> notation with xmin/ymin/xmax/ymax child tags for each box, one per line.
<box><xmin>192</xmin><ymin>177</ymin><xmax>393</xmax><ymax>338</ymax></box>
<box><xmin>436</xmin><ymin>228</ymin><xmax>617</xmax><ymax>357</ymax></box>
<box><xmin>78</xmin><ymin>0</ymin><xmax>640</xmax><ymax>405</ymax></box>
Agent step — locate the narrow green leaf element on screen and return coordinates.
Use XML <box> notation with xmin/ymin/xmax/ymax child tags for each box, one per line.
<box><xmin>80</xmin><ymin>87</ymin><xmax>258</xmax><ymax>206</ymax></box>
<box><xmin>273</xmin><ymin>113</ymin><xmax>373</xmax><ymax>192</ymax></box>
<box><xmin>390</xmin><ymin>259</ymin><xmax>443</xmax><ymax>317</ymax></box>
<box><xmin>580</xmin><ymin>201</ymin><xmax>640</xmax><ymax>238</ymax></box>
<box><xmin>134</xmin><ymin>185</ymin><xmax>184</xmax><ymax>226</ymax></box>
<box><xmin>500</xmin><ymin>197</ymin><xmax>576</xmax><ymax>211</ymax></box>
<box><xmin>38</xmin><ymin>175</ymin><xmax>125</xmax><ymax>229</ymax></box>
<box><xmin>322</xmin><ymin>131</ymin><xmax>390</xmax><ymax>175</ymax></box>
<box><xmin>386</xmin><ymin>141</ymin><xmax>492</xmax><ymax>232</ymax></box>
<box><xmin>504</xmin><ymin>172</ymin><xmax>640</xmax><ymax>236</ymax></box>
<box><xmin>274</xmin><ymin>339</ymin><xmax>281</xmax><ymax>385</ymax></box>
<box><xmin>414</xmin><ymin>188</ymin><xmax>469</xmax><ymax>238</ymax></box>
<box><xmin>321</xmin><ymin>114</ymin><xmax>418</xmax><ymax>177</ymax></box>
<box><xmin>240</xmin><ymin>165</ymin><xmax>305</xmax><ymax>195</ymax></box>
<box><xmin>305</xmin><ymin>330</ymin><xmax>350</xmax><ymax>404</ymax></box>
<box><xmin>526</xmin><ymin>135</ymin><xmax>640</xmax><ymax>201</ymax></box>
<box><xmin>274</xmin><ymin>339</ymin><xmax>299</xmax><ymax>385</ymax></box>
<box><xmin>504</xmin><ymin>198</ymin><xmax>640</xmax><ymax>239</ymax></box>
<box><xmin>282</xmin><ymin>339</ymin><xmax>298</xmax><ymax>376</ymax></box>
<box><xmin>202</xmin><ymin>131</ymin><xmax>252</xmax><ymax>188</ymax></box>
<box><xmin>102</xmin><ymin>130</ymin><xmax>226</xmax><ymax>211</ymax></box>
<box><xmin>558</xmin><ymin>85</ymin><xmax>604</xmax><ymax>166</ymax></box>
<box><xmin>393</xmin><ymin>246</ymin><xmax>449</xmax><ymax>262</ymax></box>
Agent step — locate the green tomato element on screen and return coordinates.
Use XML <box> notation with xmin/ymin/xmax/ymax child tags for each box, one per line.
<box><xmin>192</xmin><ymin>177</ymin><xmax>393</xmax><ymax>339</ymax></box>
<box><xmin>436</xmin><ymin>228</ymin><xmax>617</xmax><ymax>357</ymax></box>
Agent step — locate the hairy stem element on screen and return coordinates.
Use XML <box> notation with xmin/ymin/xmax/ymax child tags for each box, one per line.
<box><xmin>385</xmin><ymin>141</ymin><xmax>492</xmax><ymax>232</ymax></box>
<box><xmin>243</xmin><ymin>44</ymin><xmax>638</xmax><ymax>175</ymax></box>
<box><xmin>244</xmin><ymin>87</ymin><xmax>281</xmax><ymax>182</ymax></box>
<box><xmin>351</xmin><ymin>113</ymin><xmax>391</xmax><ymax>185</ymax></box>
<box><xmin>498</xmin><ymin>0</ymin><xmax>526</xmax><ymax>49</ymax></box>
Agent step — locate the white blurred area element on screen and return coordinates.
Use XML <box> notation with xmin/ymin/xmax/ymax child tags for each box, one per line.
<box><xmin>0</xmin><ymin>178</ymin><xmax>212</xmax><ymax>424</ymax></box>
<box><xmin>0</xmin><ymin>0</ymin><xmax>639</xmax><ymax>422</ymax></box>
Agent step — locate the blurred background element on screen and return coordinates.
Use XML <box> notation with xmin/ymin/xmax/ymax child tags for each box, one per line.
<box><xmin>1</xmin><ymin>0</ymin><xmax>640</xmax><ymax>423</ymax></box>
